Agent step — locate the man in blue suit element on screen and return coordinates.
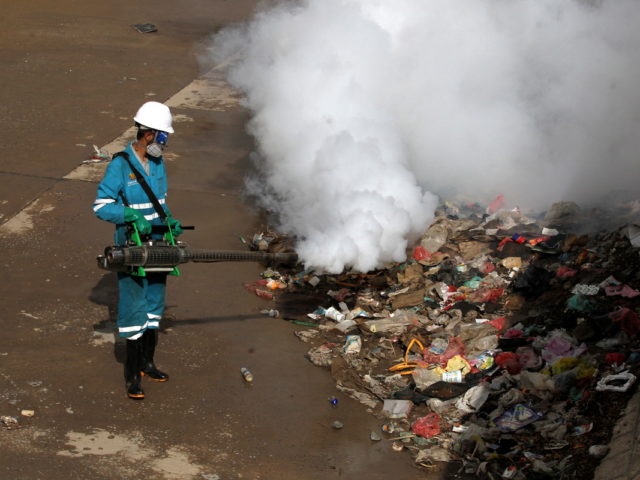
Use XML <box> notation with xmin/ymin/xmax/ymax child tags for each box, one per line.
<box><xmin>93</xmin><ymin>101</ymin><xmax>183</xmax><ymax>400</ymax></box>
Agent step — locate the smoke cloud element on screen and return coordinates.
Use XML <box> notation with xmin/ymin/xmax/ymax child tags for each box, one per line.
<box><xmin>212</xmin><ymin>0</ymin><xmax>640</xmax><ymax>273</ymax></box>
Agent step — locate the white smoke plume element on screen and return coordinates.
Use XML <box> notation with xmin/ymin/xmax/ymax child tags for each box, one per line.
<box><xmin>212</xmin><ymin>0</ymin><xmax>640</xmax><ymax>273</ymax></box>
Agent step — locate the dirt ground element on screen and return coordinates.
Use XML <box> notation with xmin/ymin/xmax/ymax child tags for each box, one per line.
<box><xmin>0</xmin><ymin>2</ymin><xmax>459</xmax><ymax>479</ymax></box>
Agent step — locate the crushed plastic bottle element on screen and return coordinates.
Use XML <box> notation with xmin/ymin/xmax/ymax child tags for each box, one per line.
<box><xmin>240</xmin><ymin>367</ymin><xmax>253</xmax><ymax>382</ymax></box>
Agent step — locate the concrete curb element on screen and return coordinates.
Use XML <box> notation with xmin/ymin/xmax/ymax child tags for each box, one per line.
<box><xmin>594</xmin><ymin>389</ymin><xmax>640</xmax><ymax>480</ymax></box>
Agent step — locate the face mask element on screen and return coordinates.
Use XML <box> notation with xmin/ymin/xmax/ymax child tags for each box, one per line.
<box><xmin>146</xmin><ymin>130</ymin><xmax>169</xmax><ymax>157</ymax></box>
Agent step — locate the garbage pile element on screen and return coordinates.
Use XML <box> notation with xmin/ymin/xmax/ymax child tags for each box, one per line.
<box><xmin>246</xmin><ymin>201</ymin><xmax>640</xmax><ymax>479</ymax></box>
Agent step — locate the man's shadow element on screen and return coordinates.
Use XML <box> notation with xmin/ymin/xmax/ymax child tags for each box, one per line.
<box><xmin>88</xmin><ymin>273</ymin><xmax>125</xmax><ymax>364</ymax></box>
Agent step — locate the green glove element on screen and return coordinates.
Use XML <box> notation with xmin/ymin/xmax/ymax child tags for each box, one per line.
<box><xmin>166</xmin><ymin>216</ymin><xmax>183</xmax><ymax>236</ymax></box>
<box><xmin>124</xmin><ymin>207</ymin><xmax>152</xmax><ymax>236</ymax></box>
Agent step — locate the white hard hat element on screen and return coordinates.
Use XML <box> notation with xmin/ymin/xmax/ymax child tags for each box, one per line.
<box><xmin>133</xmin><ymin>101</ymin><xmax>174</xmax><ymax>133</ymax></box>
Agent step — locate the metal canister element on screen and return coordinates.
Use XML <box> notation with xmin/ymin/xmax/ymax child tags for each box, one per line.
<box><xmin>442</xmin><ymin>370</ymin><xmax>463</xmax><ymax>383</ymax></box>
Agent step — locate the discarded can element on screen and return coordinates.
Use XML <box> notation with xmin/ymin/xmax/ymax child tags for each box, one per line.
<box><xmin>442</xmin><ymin>370</ymin><xmax>463</xmax><ymax>383</ymax></box>
<box><xmin>240</xmin><ymin>367</ymin><xmax>253</xmax><ymax>382</ymax></box>
<box><xmin>328</xmin><ymin>397</ymin><xmax>338</xmax><ymax>408</ymax></box>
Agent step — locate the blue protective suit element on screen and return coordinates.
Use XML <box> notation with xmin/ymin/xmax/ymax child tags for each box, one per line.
<box><xmin>93</xmin><ymin>142</ymin><xmax>169</xmax><ymax>339</ymax></box>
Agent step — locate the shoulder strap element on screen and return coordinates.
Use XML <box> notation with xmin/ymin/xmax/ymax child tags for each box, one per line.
<box><xmin>114</xmin><ymin>151</ymin><xmax>167</xmax><ymax>221</ymax></box>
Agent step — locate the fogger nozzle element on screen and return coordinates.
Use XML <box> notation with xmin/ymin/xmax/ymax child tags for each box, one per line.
<box><xmin>99</xmin><ymin>244</ymin><xmax>298</xmax><ymax>271</ymax></box>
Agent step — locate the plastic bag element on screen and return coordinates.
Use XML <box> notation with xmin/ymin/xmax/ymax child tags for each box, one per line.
<box><xmin>382</xmin><ymin>399</ymin><xmax>413</xmax><ymax>418</ymax></box>
<box><xmin>516</xmin><ymin>346</ymin><xmax>542</xmax><ymax>370</ymax></box>
<box><xmin>411</xmin><ymin>367</ymin><xmax>441</xmax><ymax>390</ymax></box>
<box><xmin>541</xmin><ymin>335</ymin><xmax>587</xmax><ymax>363</ymax></box>
<box><xmin>604</xmin><ymin>352</ymin><xmax>626</xmax><ymax>366</ymax></box>
<box><xmin>556</xmin><ymin>266</ymin><xmax>577</xmax><ymax>278</ymax></box>
<box><xmin>605</xmin><ymin>284</ymin><xmax>640</xmax><ymax>298</ymax></box>
<box><xmin>468</xmin><ymin>288</ymin><xmax>504</xmax><ymax>304</ymax></box>
<box><xmin>487</xmin><ymin>194</ymin><xmax>505</xmax><ymax>214</ymax></box>
<box><xmin>495</xmin><ymin>352</ymin><xmax>521</xmax><ymax>374</ymax></box>
<box><xmin>420</xmin><ymin>219</ymin><xmax>449</xmax><ymax>253</ymax></box>
<box><xmin>443</xmin><ymin>355</ymin><xmax>471</xmax><ymax>375</ymax></box>
<box><xmin>512</xmin><ymin>266</ymin><xmax>552</xmax><ymax>299</ymax></box>
<box><xmin>413</xmin><ymin>246</ymin><xmax>432</xmax><ymax>261</ymax></box>
<box><xmin>494</xmin><ymin>404</ymin><xmax>543</xmax><ymax>432</ymax></box>
<box><xmin>422</xmin><ymin>381</ymin><xmax>471</xmax><ymax>400</ymax></box>
<box><xmin>609</xmin><ymin>308</ymin><xmax>640</xmax><ymax>337</ymax></box>
<box><xmin>455</xmin><ymin>385</ymin><xmax>489</xmax><ymax>413</ymax></box>
<box><xmin>411</xmin><ymin>413</ymin><xmax>441</xmax><ymax>438</ymax></box>
<box><xmin>566</xmin><ymin>294</ymin><xmax>595</xmax><ymax>313</ymax></box>
<box><xmin>596</xmin><ymin>371</ymin><xmax>636</xmax><ymax>392</ymax></box>
<box><xmin>423</xmin><ymin>337</ymin><xmax>465</xmax><ymax>366</ymax></box>
<box><xmin>488</xmin><ymin>317</ymin><xmax>507</xmax><ymax>331</ymax></box>
<box><xmin>243</xmin><ymin>280</ymin><xmax>274</xmax><ymax>300</ymax></box>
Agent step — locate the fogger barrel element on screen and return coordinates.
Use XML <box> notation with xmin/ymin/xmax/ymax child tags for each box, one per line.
<box><xmin>99</xmin><ymin>244</ymin><xmax>298</xmax><ymax>272</ymax></box>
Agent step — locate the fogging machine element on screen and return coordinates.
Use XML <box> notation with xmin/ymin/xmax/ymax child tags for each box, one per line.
<box><xmin>97</xmin><ymin>225</ymin><xmax>298</xmax><ymax>277</ymax></box>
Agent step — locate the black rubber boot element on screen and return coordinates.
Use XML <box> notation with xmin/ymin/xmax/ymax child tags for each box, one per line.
<box><xmin>140</xmin><ymin>329</ymin><xmax>169</xmax><ymax>382</ymax></box>
<box><xmin>125</xmin><ymin>338</ymin><xmax>145</xmax><ymax>400</ymax></box>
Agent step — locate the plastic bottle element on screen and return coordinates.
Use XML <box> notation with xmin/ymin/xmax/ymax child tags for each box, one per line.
<box><xmin>240</xmin><ymin>367</ymin><xmax>253</xmax><ymax>382</ymax></box>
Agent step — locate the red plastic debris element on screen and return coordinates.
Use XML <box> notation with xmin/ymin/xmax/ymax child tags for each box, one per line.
<box><xmin>503</xmin><ymin>328</ymin><xmax>524</xmax><ymax>339</ymax></box>
<box><xmin>497</xmin><ymin>238</ymin><xmax>513</xmax><ymax>251</ymax></box>
<box><xmin>495</xmin><ymin>352</ymin><xmax>521</xmax><ymax>374</ymax></box>
<box><xmin>411</xmin><ymin>413</ymin><xmax>441</xmax><ymax>438</ymax></box>
<box><xmin>468</xmin><ymin>288</ymin><xmax>504</xmax><ymax>303</ymax></box>
<box><xmin>481</xmin><ymin>262</ymin><xmax>496</xmax><ymax>274</ymax></box>
<box><xmin>556</xmin><ymin>266</ymin><xmax>577</xmax><ymax>278</ymax></box>
<box><xmin>413</xmin><ymin>246</ymin><xmax>432</xmax><ymax>261</ymax></box>
<box><xmin>604</xmin><ymin>353</ymin><xmax>627</xmax><ymax>366</ymax></box>
<box><xmin>243</xmin><ymin>280</ymin><xmax>275</xmax><ymax>300</ymax></box>
<box><xmin>609</xmin><ymin>308</ymin><xmax>640</xmax><ymax>337</ymax></box>
<box><xmin>528</xmin><ymin>236</ymin><xmax>550</xmax><ymax>246</ymax></box>
<box><xmin>487</xmin><ymin>194</ymin><xmax>505</xmax><ymax>214</ymax></box>
<box><xmin>255</xmin><ymin>289</ymin><xmax>275</xmax><ymax>300</ymax></box>
<box><xmin>488</xmin><ymin>317</ymin><xmax>507</xmax><ymax>331</ymax></box>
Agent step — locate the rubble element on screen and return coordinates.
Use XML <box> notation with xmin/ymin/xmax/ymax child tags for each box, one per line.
<box><xmin>246</xmin><ymin>203</ymin><xmax>640</xmax><ymax>478</ymax></box>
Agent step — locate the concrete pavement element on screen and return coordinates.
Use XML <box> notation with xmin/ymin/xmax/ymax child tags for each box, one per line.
<box><xmin>0</xmin><ymin>3</ymin><xmax>435</xmax><ymax>478</ymax></box>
